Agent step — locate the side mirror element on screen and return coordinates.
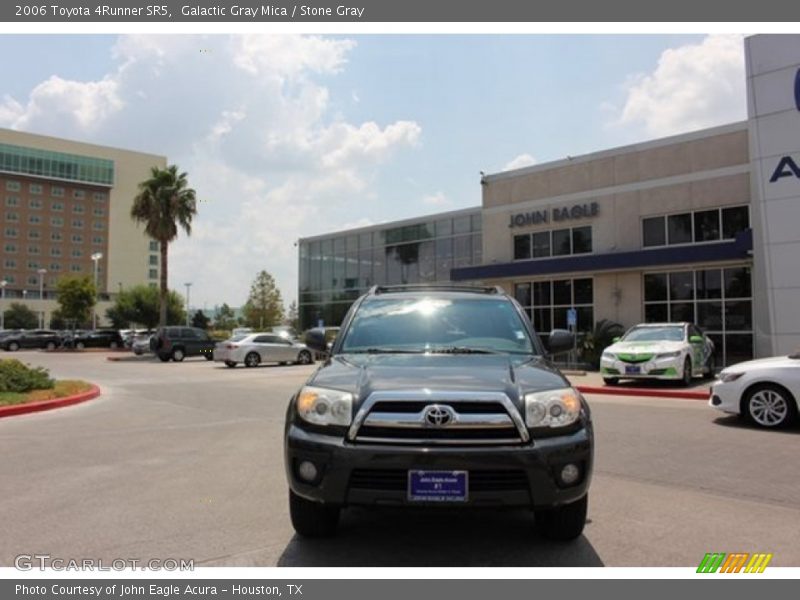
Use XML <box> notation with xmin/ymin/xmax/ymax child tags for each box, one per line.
<box><xmin>547</xmin><ymin>329</ymin><xmax>575</xmax><ymax>356</ymax></box>
<box><xmin>304</xmin><ymin>328</ymin><xmax>328</xmax><ymax>354</ymax></box>
<box><xmin>612</xmin><ymin>336</ymin><xmax>621</xmax><ymax>343</ymax></box>
<box><xmin>689</xmin><ymin>335</ymin><xmax>704</xmax><ymax>344</ymax></box>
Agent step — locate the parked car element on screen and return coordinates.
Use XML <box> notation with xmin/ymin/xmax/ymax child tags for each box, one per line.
<box><xmin>0</xmin><ymin>329</ymin><xmax>62</xmax><ymax>351</ymax></box>
<box><xmin>150</xmin><ymin>326</ymin><xmax>216</xmax><ymax>362</ymax></box>
<box><xmin>600</xmin><ymin>322</ymin><xmax>715</xmax><ymax>386</ymax></box>
<box><xmin>213</xmin><ymin>332</ymin><xmax>314</xmax><ymax>368</ymax></box>
<box><xmin>284</xmin><ymin>285</ymin><xmax>591</xmax><ymax>540</ymax></box>
<box><xmin>710</xmin><ymin>353</ymin><xmax>800</xmax><ymax>428</ymax></box>
<box><xmin>131</xmin><ymin>332</ymin><xmax>154</xmax><ymax>355</ymax></box>
<box><xmin>66</xmin><ymin>329</ymin><xmax>125</xmax><ymax>349</ymax></box>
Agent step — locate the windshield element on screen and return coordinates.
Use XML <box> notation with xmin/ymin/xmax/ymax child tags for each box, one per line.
<box><xmin>623</xmin><ymin>326</ymin><xmax>684</xmax><ymax>342</ymax></box>
<box><xmin>339</xmin><ymin>297</ymin><xmax>537</xmax><ymax>354</ymax></box>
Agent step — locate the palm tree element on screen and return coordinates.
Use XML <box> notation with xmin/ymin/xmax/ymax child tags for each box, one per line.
<box><xmin>130</xmin><ymin>165</ymin><xmax>197</xmax><ymax>327</ymax></box>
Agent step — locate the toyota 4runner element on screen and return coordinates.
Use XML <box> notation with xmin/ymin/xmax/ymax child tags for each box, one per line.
<box><xmin>284</xmin><ymin>285</ymin><xmax>593</xmax><ymax>540</ymax></box>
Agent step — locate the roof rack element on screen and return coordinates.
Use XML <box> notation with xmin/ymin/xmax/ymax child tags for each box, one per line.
<box><xmin>370</xmin><ymin>284</ymin><xmax>504</xmax><ymax>295</ymax></box>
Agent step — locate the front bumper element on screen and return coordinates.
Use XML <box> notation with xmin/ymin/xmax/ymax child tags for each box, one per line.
<box><xmin>285</xmin><ymin>424</ymin><xmax>592</xmax><ymax>509</ymax></box>
<box><xmin>600</xmin><ymin>356</ymin><xmax>682</xmax><ymax>380</ymax></box>
<box><xmin>708</xmin><ymin>380</ymin><xmax>742</xmax><ymax>415</ymax></box>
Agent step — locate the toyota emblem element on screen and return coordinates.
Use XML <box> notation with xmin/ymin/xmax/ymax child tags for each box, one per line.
<box><xmin>423</xmin><ymin>404</ymin><xmax>455</xmax><ymax>427</ymax></box>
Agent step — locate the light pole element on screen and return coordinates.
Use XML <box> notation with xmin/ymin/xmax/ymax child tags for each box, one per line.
<box><xmin>0</xmin><ymin>279</ymin><xmax>7</xmax><ymax>330</ymax></box>
<box><xmin>91</xmin><ymin>252</ymin><xmax>103</xmax><ymax>330</ymax></box>
<box><xmin>184</xmin><ymin>282</ymin><xmax>192</xmax><ymax>326</ymax></box>
<box><xmin>37</xmin><ymin>268</ymin><xmax>47</xmax><ymax>329</ymax></box>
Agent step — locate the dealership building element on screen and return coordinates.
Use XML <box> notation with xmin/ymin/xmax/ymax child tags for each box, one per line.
<box><xmin>298</xmin><ymin>35</ymin><xmax>800</xmax><ymax>366</ymax></box>
<box><xmin>0</xmin><ymin>128</ymin><xmax>166</xmax><ymax>326</ymax></box>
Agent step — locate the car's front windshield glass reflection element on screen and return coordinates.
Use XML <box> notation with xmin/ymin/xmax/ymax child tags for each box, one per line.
<box><xmin>623</xmin><ymin>326</ymin><xmax>684</xmax><ymax>342</ymax></box>
<box><xmin>340</xmin><ymin>297</ymin><xmax>536</xmax><ymax>355</ymax></box>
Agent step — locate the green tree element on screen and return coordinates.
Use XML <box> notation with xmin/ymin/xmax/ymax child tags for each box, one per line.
<box><xmin>130</xmin><ymin>165</ymin><xmax>197</xmax><ymax>328</ymax></box>
<box><xmin>213</xmin><ymin>303</ymin><xmax>237</xmax><ymax>331</ymax></box>
<box><xmin>106</xmin><ymin>285</ymin><xmax>185</xmax><ymax>329</ymax></box>
<box><xmin>243</xmin><ymin>270</ymin><xmax>284</xmax><ymax>330</ymax></box>
<box><xmin>55</xmin><ymin>276</ymin><xmax>96</xmax><ymax>328</ymax></box>
<box><xmin>287</xmin><ymin>300</ymin><xmax>300</xmax><ymax>337</ymax></box>
<box><xmin>3</xmin><ymin>302</ymin><xmax>38</xmax><ymax>330</ymax></box>
<box><xmin>191</xmin><ymin>310</ymin><xmax>210</xmax><ymax>330</ymax></box>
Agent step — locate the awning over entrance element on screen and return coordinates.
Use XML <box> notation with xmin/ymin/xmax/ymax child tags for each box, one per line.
<box><xmin>451</xmin><ymin>229</ymin><xmax>753</xmax><ymax>281</ymax></box>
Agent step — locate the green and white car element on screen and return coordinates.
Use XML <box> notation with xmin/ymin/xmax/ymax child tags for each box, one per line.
<box><xmin>600</xmin><ymin>322</ymin><xmax>715</xmax><ymax>387</ymax></box>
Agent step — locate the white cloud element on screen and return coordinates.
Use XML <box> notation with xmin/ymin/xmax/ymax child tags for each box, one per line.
<box><xmin>0</xmin><ymin>35</ymin><xmax>421</xmax><ymax>308</ymax></box>
<box><xmin>616</xmin><ymin>35</ymin><xmax>746</xmax><ymax>137</ymax></box>
<box><xmin>421</xmin><ymin>191</ymin><xmax>452</xmax><ymax>208</ymax></box>
<box><xmin>502</xmin><ymin>153</ymin><xmax>537</xmax><ymax>171</ymax></box>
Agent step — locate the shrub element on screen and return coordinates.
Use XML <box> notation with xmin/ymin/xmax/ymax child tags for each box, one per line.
<box><xmin>0</xmin><ymin>359</ymin><xmax>55</xmax><ymax>393</ymax></box>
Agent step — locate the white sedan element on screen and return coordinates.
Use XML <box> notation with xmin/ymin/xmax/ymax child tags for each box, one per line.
<box><xmin>600</xmin><ymin>322</ymin><xmax>715</xmax><ymax>386</ymax></box>
<box><xmin>213</xmin><ymin>333</ymin><xmax>314</xmax><ymax>368</ymax></box>
<box><xmin>709</xmin><ymin>355</ymin><xmax>800</xmax><ymax>428</ymax></box>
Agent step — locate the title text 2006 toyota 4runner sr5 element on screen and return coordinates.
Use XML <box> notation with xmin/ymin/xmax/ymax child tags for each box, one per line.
<box><xmin>284</xmin><ymin>285</ymin><xmax>593</xmax><ymax>540</ymax></box>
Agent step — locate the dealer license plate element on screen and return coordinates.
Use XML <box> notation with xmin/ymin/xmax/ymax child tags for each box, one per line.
<box><xmin>625</xmin><ymin>365</ymin><xmax>641</xmax><ymax>374</ymax></box>
<box><xmin>408</xmin><ymin>470</ymin><xmax>468</xmax><ymax>502</ymax></box>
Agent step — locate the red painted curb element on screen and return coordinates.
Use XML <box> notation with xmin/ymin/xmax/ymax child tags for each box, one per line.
<box><xmin>576</xmin><ymin>384</ymin><xmax>708</xmax><ymax>401</ymax></box>
<box><xmin>0</xmin><ymin>385</ymin><xmax>101</xmax><ymax>419</ymax></box>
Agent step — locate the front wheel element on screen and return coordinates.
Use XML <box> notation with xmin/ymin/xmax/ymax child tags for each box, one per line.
<box><xmin>244</xmin><ymin>352</ymin><xmax>260</xmax><ymax>368</ymax></box>
<box><xmin>8</xmin><ymin>341</ymin><xmax>19</xmax><ymax>352</ymax></box>
<box><xmin>535</xmin><ymin>494</ymin><xmax>588</xmax><ymax>541</ymax></box>
<box><xmin>289</xmin><ymin>490</ymin><xmax>339</xmax><ymax>538</ymax></box>
<box><xmin>171</xmin><ymin>348</ymin><xmax>185</xmax><ymax>362</ymax></box>
<box><xmin>681</xmin><ymin>357</ymin><xmax>693</xmax><ymax>387</ymax></box>
<box><xmin>110</xmin><ymin>341</ymin><xmax>119</xmax><ymax>349</ymax></box>
<box><xmin>46</xmin><ymin>341</ymin><xmax>56</xmax><ymax>351</ymax></box>
<box><xmin>296</xmin><ymin>350</ymin><xmax>313</xmax><ymax>365</ymax></box>
<box><xmin>76</xmin><ymin>341</ymin><xmax>85</xmax><ymax>350</ymax></box>
<box><xmin>744</xmin><ymin>384</ymin><xmax>797</xmax><ymax>429</ymax></box>
<box><xmin>224</xmin><ymin>360</ymin><xmax>237</xmax><ymax>368</ymax></box>
<box><xmin>158</xmin><ymin>353</ymin><xmax>171</xmax><ymax>363</ymax></box>
<box><xmin>204</xmin><ymin>353</ymin><xmax>214</xmax><ymax>361</ymax></box>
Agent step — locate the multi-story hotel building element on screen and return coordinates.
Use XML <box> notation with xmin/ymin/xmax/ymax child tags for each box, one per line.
<box><xmin>0</xmin><ymin>128</ymin><xmax>166</xmax><ymax>326</ymax></box>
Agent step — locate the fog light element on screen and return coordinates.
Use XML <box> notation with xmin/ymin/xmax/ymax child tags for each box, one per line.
<box><xmin>560</xmin><ymin>463</ymin><xmax>580</xmax><ymax>486</ymax></box>
<box><xmin>297</xmin><ymin>460</ymin><xmax>319</xmax><ymax>483</ymax></box>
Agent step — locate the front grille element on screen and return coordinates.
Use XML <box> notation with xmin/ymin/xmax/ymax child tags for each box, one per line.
<box><xmin>349</xmin><ymin>469</ymin><xmax>529</xmax><ymax>492</ymax></box>
<box><xmin>618</xmin><ymin>353</ymin><xmax>654</xmax><ymax>363</ymax></box>
<box><xmin>349</xmin><ymin>393</ymin><xmax>528</xmax><ymax>445</ymax></box>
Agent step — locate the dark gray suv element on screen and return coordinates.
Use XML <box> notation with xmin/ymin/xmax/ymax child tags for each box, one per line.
<box><xmin>284</xmin><ymin>285</ymin><xmax>593</xmax><ymax>540</ymax></box>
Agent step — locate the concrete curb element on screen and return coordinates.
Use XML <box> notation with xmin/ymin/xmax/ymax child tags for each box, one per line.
<box><xmin>576</xmin><ymin>385</ymin><xmax>708</xmax><ymax>401</ymax></box>
<box><xmin>0</xmin><ymin>385</ymin><xmax>101</xmax><ymax>419</ymax></box>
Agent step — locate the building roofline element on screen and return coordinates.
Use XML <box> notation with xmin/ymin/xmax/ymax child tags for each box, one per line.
<box><xmin>482</xmin><ymin>121</ymin><xmax>749</xmax><ymax>184</ymax></box>
<box><xmin>297</xmin><ymin>205</ymin><xmax>481</xmax><ymax>243</ymax></box>
<box><xmin>0</xmin><ymin>127</ymin><xmax>167</xmax><ymax>162</ymax></box>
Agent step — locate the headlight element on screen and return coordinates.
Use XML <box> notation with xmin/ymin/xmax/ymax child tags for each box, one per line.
<box><xmin>524</xmin><ymin>387</ymin><xmax>582</xmax><ymax>428</ymax></box>
<box><xmin>601</xmin><ymin>351</ymin><xmax>616</xmax><ymax>360</ymax></box>
<box><xmin>655</xmin><ymin>351</ymin><xmax>681</xmax><ymax>359</ymax></box>
<box><xmin>296</xmin><ymin>386</ymin><xmax>353</xmax><ymax>426</ymax></box>
<box><xmin>719</xmin><ymin>371</ymin><xmax>744</xmax><ymax>383</ymax></box>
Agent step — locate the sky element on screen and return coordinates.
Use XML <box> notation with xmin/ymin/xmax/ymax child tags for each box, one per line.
<box><xmin>0</xmin><ymin>34</ymin><xmax>748</xmax><ymax>310</ymax></box>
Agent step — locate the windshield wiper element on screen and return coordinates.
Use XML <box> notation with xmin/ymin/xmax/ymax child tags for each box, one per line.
<box><xmin>426</xmin><ymin>346</ymin><xmax>500</xmax><ymax>354</ymax></box>
<box><xmin>348</xmin><ymin>347</ymin><xmax>426</xmax><ymax>354</ymax></box>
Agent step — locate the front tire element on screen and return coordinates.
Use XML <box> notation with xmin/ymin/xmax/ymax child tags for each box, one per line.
<box><xmin>296</xmin><ymin>350</ymin><xmax>313</xmax><ymax>365</ymax></box>
<box><xmin>171</xmin><ymin>348</ymin><xmax>185</xmax><ymax>362</ymax></box>
<box><xmin>289</xmin><ymin>490</ymin><xmax>339</xmax><ymax>538</ymax></box>
<box><xmin>110</xmin><ymin>341</ymin><xmax>119</xmax><ymax>349</ymax></box>
<box><xmin>744</xmin><ymin>384</ymin><xmax>797</xmax><ymax>429</ymax></box>
<box><xmin>705</xmin><ymin>354</ymin><xmax>716</xmax><ymax>379</ymax></box>
<box><xmin>76</xmin><ymin>341</ymin><xmax>85</xmax><ymax>350</ymax></box>
<box><xmin>46</xmin><ymin>341</ymin><xmax>56</xmax><ymax>351</ymax></box>
<box><xmin>681</xmin><ymin>357</ymin><xmax>693</xmax><ymax>387</ymax></box>
<box><xmin>224</xmin><ymin>360</ymin><xmax>237</xmax><ymax>368</ymax></box>
<box><xmin>158</xmin><ymin>353</ymin><xmax>171</xmax><ymax>363</ymax></box>
<box><xmin>535</xmin><ymin>494</ymin><xmax>588</xmax><ymax>541</ymax></box>
<box><xmin>8</xmin><ymin>341</ymin><xmax>19</xmax><ymax>352</ymax></box>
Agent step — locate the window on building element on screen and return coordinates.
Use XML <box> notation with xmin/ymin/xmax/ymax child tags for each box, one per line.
<box><xmin>92</xmin><ymin>221</ymin><xmax>104</xmax><ymax>231</ymax></box>
<box><xmin>149</xmin><ymin>240</ymin><xmax>159</xmax><ymax>252</ymax></box>
<box><xmin>514</xmin><ymin>277</ymin><xmax>594</xmax><ymax>342</ymax></box>
<box><xmin>51</xmin><ymin>232</ymin><xmax>62</xmax><ymax>242</ymax></box>
<box><xmin>92</xmin><ymin>236</ymin><xmax>103</xmax><ymax>245</ymax></box>
<box><xmin>5</xmin><ymin>196</ymin><xmax>20</xmax><ymax>207</ymax></box>
<box><xmin>667</xmin><ymin>213</ymin><xmax>692</xmax><ymax>245</ymax></box>
<box><xmin>643</xmin><ymin>206</ymin><xmax>749</xmax><ymax>248</ymax></box>
<box><xmin>642</xmin><ymin>216</ymin><xmax>666</xmax><ymax>247</ymax></box>
<box><xmin>29</xmin><ymin>198</ymin><xmax>43</xmax><ymax>209</ymax></box>
<box><xmin>50</xmin><ymin>248</ymin><xmax>62</xmax><ymax>257</ymax></box>
<box><xmin>73</xmin><ymin>190</ymin><xmax>85</xmax><ymax>199</ymax></box>
<box><xmin>722</xmin><ymin>206</ymin><xmax>750</xmax><ymax>239</ymax></box>
<box><xmin>29</xmin><ymin>183</ymin><xmax>42</xmax><ymax>195</ymax></box>
<box><xmin>29</xmin><ymin>215</ymin><xmax>42</xmax><ymax>225</ymax></box>
<box><xmin>644</xmin><ymin>267</ymin><xmax>752</xmax><ymax>366</ymax></box>
<box><xmin>5</xmin><ymin>181</ymin><xmax>21</xmax><ymax>192</ymax></box>
<box><xmin>513</xmin><ymin>234</ymin><xmax>531</xmax><ymax>260</ymax></box>
<box><xmin>70</xmin><ymin>265</ymin><xmax>82</xmax><ymax>273</ymax></box>
<box><xmin>27</xmin><ymin>275</ymin><xmax>38</xmax><ymax>286</ymax></box>
<box><xmin>93</xmin><ymin>207</ymin><xmax>104</xmax><ymax>217</ymax></box>
<box><xmin>93</xmin><ymin>192</ymin><xmax>106</xmax><ymax>202</ymax></box>
<box><xmin>572</xmin><ymin>226</ymin><xmax>592</xmax><ymax>254</ymax></box>
<box><xmin>51</xmin><ymin>186</ymin><xmax>64</xmax><ymax>197</ymax></box>
<box><xmin>28</xmin><ymin>230</ymin><xmax>41</xmax><ymax>240</ymax></box>
<box><xmin>4</xmin><ymin>259</ymin><xmax>16</xmax><ymax>269</ymax></box>
<box><xmin>71</xmin><ymin>234</ymin><xmax>83</xmax><ymax>243</ymax></box>
<box><xmin>71</xmin><ymin>249</ymin><xmax>83</xmax><ymax>258</ymax></box>
<box><xmin>72</xmin><ymin>204</ymin><xmax>85</xmax><ymax>214</ymax></box>
<box><xmin>531</xmin><ymin>231</ymin><xmax>550</xmax><ymax>258</ymax></box>
<box><xmin>51</xmin><ymin>202</ymin><xmax>64</xmax><ymax>211</ymax></box>
<box><xmin>27</xmin><ymin>260</ymin><xmax>40</xmax><ymax>270</ymax></box>
<box><xmin>27</xmin><ymin>246</ymin><xmax>40</xmax><ymax>255</ymax></box>
<box><xmin>5</xmin><ymin>211</ymin><xmax>18</xmax><ymax>222</ymax></box>
<box><xmin>551</xmin><ymin>229</ymin><xmax>571</xmax><ymax>256</ymax></box>
<box><xmin>4</xmin><ymin>244</ymin><xmax>17</xmax><ymax>253</ymax></box>
<box><xmin>71</xmin><ymin>219</ymin><xmax>84</xmax><ymax>229</ymax></box>
<box><xmin>49</xmin><ymin>263</ymin><xmax>61</xmax><ymax>272</ymax></box>
<box><xmin>693</xmin><ymin>210</ymin><xmax>720</xmax><ymax>242</ymax></box>
<box><xmin>5</xmin><ymin>227</ymin><xmax>17</xmax><ymax>238</ymax></box>
<box><xmin>149</xmin><ymin>269</ymin><xmax>158</xmax><ymax>279</ymax></box>
<box><xmin>51</xmin><ymin>217</ymin><xmax>63</xmax><ymax>227</ymax></box>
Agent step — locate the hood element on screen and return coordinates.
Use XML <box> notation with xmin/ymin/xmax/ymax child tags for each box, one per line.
<box><xmin>308</xmin><ymin>353</ymin><xmax>569</xmax><ymax>408</ymax></box>
<box><xmin>723</xmin><ymin>355</ymin><xmax>798</xmax><ymax>373</ymax></box>
<box><xmin>607</xmin><ymin>340</ymin><xmax>685</xmax><ymax>356</ymax></box>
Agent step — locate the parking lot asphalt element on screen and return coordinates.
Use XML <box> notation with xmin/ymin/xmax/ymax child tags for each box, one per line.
<box><xmin>0</xmin><ymin>351</ymin><xmax>798</xmax><ymax>567</ymax></box>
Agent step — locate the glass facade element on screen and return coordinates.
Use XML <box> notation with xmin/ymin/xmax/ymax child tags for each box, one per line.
<box><xmin>0</xmin><ymin>143</ymin><xmax>114</xmax><ymax>186</ymax></box>
<box><xmin>298</xmin><ymin>210</ymin><xmax>482</xmax><ymax>330</ymax></box>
